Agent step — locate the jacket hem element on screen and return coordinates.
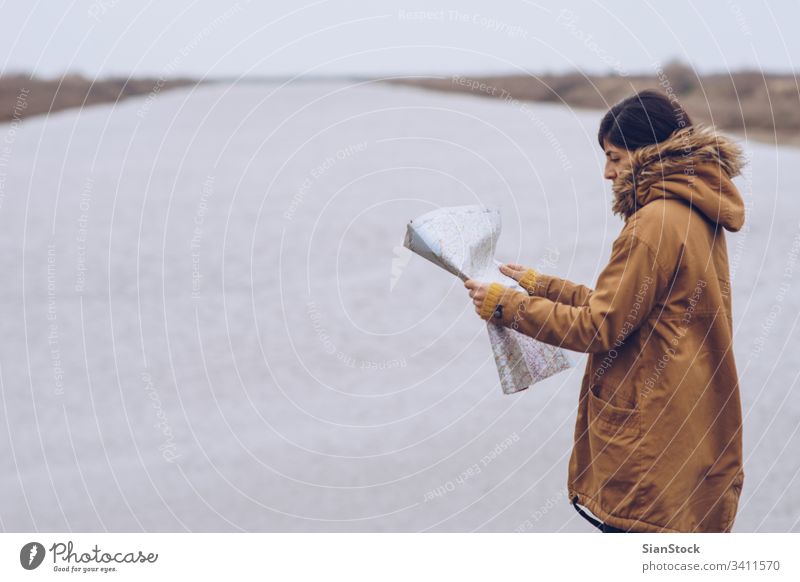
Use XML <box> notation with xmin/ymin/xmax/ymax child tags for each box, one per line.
<box><xmin>569</xmin><ymin>489</ymin><xmax>683</xmax><ymax>533</ymax></box>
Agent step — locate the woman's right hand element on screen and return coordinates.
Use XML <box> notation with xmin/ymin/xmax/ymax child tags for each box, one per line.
<box><xmin>499</xmin><ymin>263</ymin><xmax>530</xmax><ymax>282</ymax></box>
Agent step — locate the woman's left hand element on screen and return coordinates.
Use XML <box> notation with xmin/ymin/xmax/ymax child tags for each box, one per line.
<box><xmin>464</xmin><ymin>279</ymin><xmax>491</xmax><ymax>315</ymax></box>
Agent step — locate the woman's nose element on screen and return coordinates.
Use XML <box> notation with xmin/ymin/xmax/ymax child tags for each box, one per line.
<box><xmin>604</xmin><ymin>167</ymin><xmax>616</xmax><ymax>180</ymax></box>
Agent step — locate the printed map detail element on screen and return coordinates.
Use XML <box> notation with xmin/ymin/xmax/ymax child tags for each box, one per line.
<box><xmin>403</xmin><ymin>205</ymin><xmax>571</xmax><ymax>394</ymax></box>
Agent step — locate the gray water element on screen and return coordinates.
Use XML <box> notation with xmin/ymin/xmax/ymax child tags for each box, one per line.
<box><xmin>0</xmin><ymin>80</ymin><xmax>797</xmax><ymax>532</ymax></box>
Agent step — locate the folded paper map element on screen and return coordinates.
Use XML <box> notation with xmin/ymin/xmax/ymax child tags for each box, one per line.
<box><xmin>403</xmin><ymin>205</ymin><xmax>571</xmax><ymax>394</ymax></box>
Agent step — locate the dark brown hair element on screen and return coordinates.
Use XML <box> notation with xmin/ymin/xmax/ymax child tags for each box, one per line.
<box><xmin>598</xmin><ymin>89</ymin><xmax>693</xmax><ymax>151</ymax></box>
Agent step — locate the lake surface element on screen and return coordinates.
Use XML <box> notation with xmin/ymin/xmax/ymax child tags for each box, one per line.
<box><xmin>0</xmin><ymin>80</ymin><xmax>797</xmax><ymax>532</ymax></box>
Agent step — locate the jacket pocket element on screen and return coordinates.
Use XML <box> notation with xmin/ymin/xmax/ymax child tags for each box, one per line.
<box><xmin>588</xmin><ymin>384</ymin><xmax>641</xmax><ymax>433</ymax></box>
<box><xmin>587</xmin><ymin>385</ymin><xmax>643</xmax><ymax>506</ymax></box>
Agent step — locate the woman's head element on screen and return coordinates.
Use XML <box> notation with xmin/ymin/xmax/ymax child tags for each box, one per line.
<box><xmin>599</xmin><ymin>89</ymin><xmax>693</xmax><ymax>180</ymax></box>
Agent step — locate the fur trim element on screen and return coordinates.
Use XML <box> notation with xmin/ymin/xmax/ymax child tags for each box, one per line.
<box><xmin>611</xmin><ymin>123</ymin><xmax>746</xmax><ymax>219</ymax></box>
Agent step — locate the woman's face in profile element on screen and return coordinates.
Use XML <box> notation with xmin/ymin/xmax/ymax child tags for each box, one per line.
<box><xmin>603</xmin><ymin>138</ymin><xmax>633</xmax><ymax>181</ymax></box>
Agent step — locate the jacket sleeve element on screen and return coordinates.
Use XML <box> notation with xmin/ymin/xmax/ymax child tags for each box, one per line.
<box><xmin>480</xmin><ymin>234</ymin><xmax>668</xmax><ymax>353</ymax></box>
<box><xmin>518</xmin><ymin>268</ymin><xmax>594</xmax><ymax>306</ymax></box>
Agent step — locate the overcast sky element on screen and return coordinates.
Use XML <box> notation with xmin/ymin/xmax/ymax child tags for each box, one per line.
<box><xmin>1</xmin><ymin>0</ymin><xmax>797</xmax><ymax>79</ymax></box>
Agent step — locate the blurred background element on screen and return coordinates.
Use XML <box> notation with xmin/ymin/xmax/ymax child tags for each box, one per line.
<box><xmin>0</xmin><ymin>0</ymin><xmax>798</xmax><ymax>532</ymax></box>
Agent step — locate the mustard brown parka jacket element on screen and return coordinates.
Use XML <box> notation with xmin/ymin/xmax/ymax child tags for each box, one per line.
<box><xmin>479</xmin><ymin>124</ymin><xmax>747</xmax><ymax>533</ymax></box>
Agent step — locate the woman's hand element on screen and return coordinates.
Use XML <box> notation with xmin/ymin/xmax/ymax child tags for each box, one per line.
<box><xmin>499</xmin><ymin>263</ymin><xmax>530</xmax><ymax>282</ymax></box>
<box><xmin>464</xmin><ymin>279</ymin><xmax>491</xmax><ymax>315</ymax></box>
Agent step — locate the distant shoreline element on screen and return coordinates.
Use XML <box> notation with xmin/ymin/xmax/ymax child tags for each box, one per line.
<box><xmin>0</xmin><ymin>74</ymin><xmax>199</xmax><ymax>124</ymax></box>
<box><xmin>3</xmin><ymin>70</ymin><xmax>797</xmax><ymax>149</ymax></box>
<box><xmin>386</xmin><ymin>64</ymin><xmax>800</xmax><ymax>148</ymax></box>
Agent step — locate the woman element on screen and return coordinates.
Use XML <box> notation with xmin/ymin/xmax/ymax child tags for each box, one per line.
<box><xmin>465</xmin><ymin>89</ymin><xmax>747</xmax><ymax>533</ymax></box>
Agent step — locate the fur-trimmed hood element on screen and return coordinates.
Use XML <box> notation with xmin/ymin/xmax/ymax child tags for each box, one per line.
<box><xmin>611</xmin><ymin>123</ymin><xmax>747</xmax><ymax>231</ymax></box>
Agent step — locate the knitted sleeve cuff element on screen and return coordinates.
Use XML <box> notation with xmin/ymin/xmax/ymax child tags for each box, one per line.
<box><xmin>518</xmin><ymin>268</ymin><xmax>538</xmax><ymax>295</ymax></box>
<box><xmin>479</xmin><ymin>282</ymin><xmax>507</xmax><ymax>320</ymax></box>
